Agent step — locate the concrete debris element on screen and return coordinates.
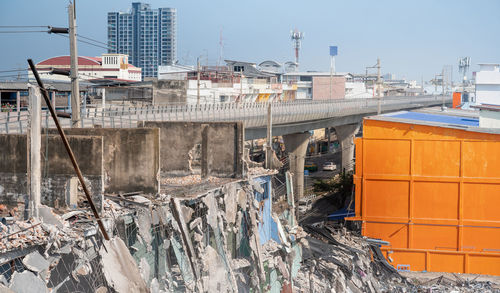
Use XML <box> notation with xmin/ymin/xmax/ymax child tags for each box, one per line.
<box><xmin>1</xmin><ymin>172</ymin><xmax>497</xmax><ymax>293</ymax></box>
<box><xmin>38</xmin><ymin>205</ymin><xmax>64</xmax><ymax>228</ymax></box>
<box><xmin>0</xmin><ymin>283</ymin><xmax>14</xmax><ymax>293</ymax></box>
<box><xmin>9</xmin><ymin>271</ymin><xmax>47</xmax><ymax>293</ymax></box>
<box><xmin>100</xmin><ymin>237</ymin><xmax>148</xmax><ymax>293</ymax></box>
<box><xmin>21</xmin><ymin>251</ymin><xmax>50</xmax><ymax>273</ymax></box>
<box><xmin>295</xmin><ymin>223</ymin><xmax>500</xmax><ymax>293</ymax></box>
<box><xmin>162</xmin><ymin>175</ymin><xmax>224</xmax><ymax>187</ymax></box>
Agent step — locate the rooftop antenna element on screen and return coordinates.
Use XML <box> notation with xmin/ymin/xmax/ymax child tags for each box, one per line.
<box><xmin>458</xmin><ymin>57</ymin><xmax>470</xmax><ymax>85</ymax></box>
<box><xmin>290</xmin><ymin>29</ymin><xmax>304</xmax><ymax>65</ymax></box>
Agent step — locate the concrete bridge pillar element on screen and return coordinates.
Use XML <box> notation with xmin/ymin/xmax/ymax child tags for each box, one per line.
<box><xmin>283</xmin><ymin>132</ymin><xmax>310</xmax><ymax>199</ymax></box>
<box><xmin>334</xmin><ymin>123</ymin><xmax>360</xmax><ymax>172</ymax></box>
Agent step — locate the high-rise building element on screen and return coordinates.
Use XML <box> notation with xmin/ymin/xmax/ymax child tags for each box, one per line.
<box><xmin>108</xmin><ymin>2</ymin><xmax>177</xmax><ymax>78</ymax></box>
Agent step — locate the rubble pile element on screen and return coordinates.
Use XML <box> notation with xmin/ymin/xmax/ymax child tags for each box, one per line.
<box><xmin>1</xmin><ymin>172</ymin><xmax>499</xmax><ymax>292</ymax></box>
<box><xmin>293</xmin><ymin>223</ymin><xmax>500</xmax><ymax>293</ymax></box>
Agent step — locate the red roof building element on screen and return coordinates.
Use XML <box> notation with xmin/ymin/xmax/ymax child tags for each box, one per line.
<box><xmin>30</xmin><ymin>54</ymin><xmax>142</xmax><ymax>82</ymax></box>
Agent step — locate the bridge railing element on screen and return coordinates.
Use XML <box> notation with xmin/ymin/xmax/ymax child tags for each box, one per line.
<box><xmin>0</xmin><ymin>95</ymin><xmax>449</xmax><ymax>134</ymax></box>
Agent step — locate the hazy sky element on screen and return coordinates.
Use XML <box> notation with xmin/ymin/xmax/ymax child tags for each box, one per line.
<box><xmin>1</xmin><ymin>0</ymin><xmax>499</xmax><ymax>81</ymax></box>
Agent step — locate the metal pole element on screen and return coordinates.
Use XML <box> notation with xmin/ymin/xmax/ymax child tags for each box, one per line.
<box><xmin>377</xmin><ymin>58</ymin><xmax>382</xmax><ymax>114</ymax></box>
<box><xmin>197</xmin><ymin>57</ymin><xmax>200</xmax><ymax>105</ymax></box>
<box><xmin>376</xmin><ymin>57</ymin><xmax>381</xmax><ymax>98</ymax></box>
<box><xmin>28</xmin><ymin>85</ymin><xmax>41</xmax><ymax>219</ymax></box>
<box><xmin>68</xmin><ymin>2</ymin><xmax>81</xmax><ymax>127</ymax></box>
<box><xmin>329</xmin><ymin>55</ymin><xmax>333</xmax><ymax>99</ymax></box>
<box><xmin>28</xmin><ymin>59</ymin><xmax>110</xmax><ymax>240</ymax></box>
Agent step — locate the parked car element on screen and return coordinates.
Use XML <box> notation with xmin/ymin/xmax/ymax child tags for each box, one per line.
<box><xmin>298</xmin><ymin>197</ymin><xmax>313</xmax><ymax>213</ymax></box>
<box><xmin>322</xmin><ymin>162</ymin><xmax>337</xmax><ymax>171</ymax></box>
<box><xmin>304</xmin><ymin>162</ymin><xmax>318</xmax><ymax>172</ymax></box>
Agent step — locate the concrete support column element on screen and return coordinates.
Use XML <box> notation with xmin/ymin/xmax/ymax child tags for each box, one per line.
<box><xmin>28</xmin><ymin>85</ymin><xmax>41</xmax><ymax>219</ymax></box>
<box><xmin>16</xmin><ymin>91</ymin><xmax>21</xmax><ymax>112</ymax></box>
<box><xmin>334</xmin><ymin>123</ymin><xmax>360</xmax><ymax>172</ymax></box>
<box><xmin>326</xmin><ymin>127</ymin><xmax>331</xmax><ymax>153</ymax></box>
<box><xmin>102</xmin><ymin>87</ymin><xmax>106</xmax><ymax>110</ymax></box>
<box><xmin>51</xmin><ymin>91</ymin><xmax>56</xmax><ymax>109</ymax></box>
<box><xmin>283</xmin><ymin>132</ymin><xmax>310</xmax><ymax>199</ymax></box>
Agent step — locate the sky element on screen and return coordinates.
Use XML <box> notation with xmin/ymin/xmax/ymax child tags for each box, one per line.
<box><xmin>1</xmin><ymin>0</ymin><xmax>499</xmax><ymax>82</ymax></box>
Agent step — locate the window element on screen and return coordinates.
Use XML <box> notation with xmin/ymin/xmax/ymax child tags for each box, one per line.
<box><xmin>233</xmin><ymin>65</ymin><xmax>244</xmax><ymax>72</ymax></box>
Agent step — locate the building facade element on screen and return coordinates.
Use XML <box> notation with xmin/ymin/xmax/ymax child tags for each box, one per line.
<box><xmin>108</xmin><ymin>2</ymin><xmax>177</xmax><ymax>78</ymax></box>
<box><xmin>29</xmin><ymin>54</ymin><xmax>142</xmax><ymax>82</ymax></box>
<box><xmin>475</xmin><ymin>63</ymin><xmax>500</xmax><ymax>105</ymax></box>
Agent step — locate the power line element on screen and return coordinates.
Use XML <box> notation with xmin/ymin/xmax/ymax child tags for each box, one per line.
<box><xmin>53</xmin><ymin>33</ymin><xmax>111</xmax><ymax>50</ymax></box>
<box><xmin>0</xmin><ymin>25</ymin><xmax>47</xmax><ymax>28</ymax></box>
<box><xmin>0</xmin><ymin>69</ymin><xmax>27</xmax><ymax>73</ymax></box>
<box><xmin>0</xmin><ymin>30</ymin><xmax>47</xmax><ymax>33</ymax></box>
<box><xmin>0</xmin><ymin>74</ymin><xmax>28</xmax><ymax>79</ymax></box>
<box><xmin>77</xmin><ymin>34</ymin><xmax>108</xmax><ymax>46</ymax></box>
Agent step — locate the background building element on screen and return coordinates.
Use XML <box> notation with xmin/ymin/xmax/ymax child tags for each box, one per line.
<box><xmin>29</xmin><ymin>54</ymin><xmax>142</xmax><ymax>82</ymax></box>
<box><xmin>475</xmin><ymin>63</ymin><xmax>500</xmax><ymax>105</ymax></box>
<box><xmin>108</xmin><ymin>2</ymin><xmax>177</xmax><ymax>78</ymax></box>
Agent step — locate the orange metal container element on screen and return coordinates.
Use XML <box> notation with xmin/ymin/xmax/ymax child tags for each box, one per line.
<box><xmin>348</xmin><ymin>118</ymin><xmax>500</xmax><ymax>275</ymax></box>
<box><xmin>453</xmin><ymin>92</ymin><xmax>462</xmax><ymax>108</ymax></box>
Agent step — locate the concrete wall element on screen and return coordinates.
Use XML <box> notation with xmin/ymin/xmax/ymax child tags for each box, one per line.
<box><xmin>47</xmin><ymin>128</ymin><xmax>160</xmax><ymax>194</ymax></box>
<box><xmin>140</xmin><ymin>121</ymin><xmax>244</xmax><ymax>178</ymax></box>
<box><xmin>0</xmin><ymin>134</ymin><xmax>104</xmax><ymax>211</ymax></box>
<box><xmin>312</xmin><ymin>76</ymin><xmax>346</xmax><ymax>100</ymax></box>
<box><xmin>106</xmin><ymin>87</ymin><xmax>153</xmax><ymax>103</ymax></box>
<box><xmin>153</xmin><ymin>80</ymin><xmax>187</xmax><ymax>105</ymax></box>
<box><xmin>479</xmin><ymin>110</ymin><xmax>500</xmax><ymax>128</ymax></box>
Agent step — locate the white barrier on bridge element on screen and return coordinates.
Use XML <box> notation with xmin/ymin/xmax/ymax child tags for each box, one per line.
<box><xmin>1</xmin><ymin>95</ymin><xmax>449</xmax><ymax>134</ymax></box>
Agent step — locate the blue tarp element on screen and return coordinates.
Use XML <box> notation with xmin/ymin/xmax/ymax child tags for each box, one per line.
<box><xmin>385</xmin><ymin>111</ymin><xmax>479</xmax><ymax>127</ymax></box>
<box><xmin>253</xmin><ymin>176</ymin><xmax>281</xmax><ymax>245</ymax></box>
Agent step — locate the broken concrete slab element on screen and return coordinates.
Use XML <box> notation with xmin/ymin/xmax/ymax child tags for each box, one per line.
<box><xmin>9</xmin><ymin>271</ymin><xmax>47</xmax><ymax>293</ymax></box>
<box><xmin>100</xmin><ymin>237</ymin><xmax>148</xmax><ymax>293</ymax></box>
<box><xmin>22</xmin><ymin>251</ymin><xmax>50</xmax><ymax>273</ymax></box>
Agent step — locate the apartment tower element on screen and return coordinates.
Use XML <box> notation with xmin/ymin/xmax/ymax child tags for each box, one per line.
<box><xmin>108</xmin><ymin>2</ymin><xmax>176</xmax><ymax>78</ymax></box>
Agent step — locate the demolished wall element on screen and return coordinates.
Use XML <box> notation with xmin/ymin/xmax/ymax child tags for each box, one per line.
<box><xmin>0</xmin><ymin>134</ymin><xmax>104</xmax><ymax>213</ymax></box>
<box><xmin>140</xmin><ymin>121</ymin><xmax>244</xmax><ymax>178</ymax></box>
<box><xmin>47</xmin><ymin>128</ymin><xmax>160</xmax><ymax>195</ymax></box>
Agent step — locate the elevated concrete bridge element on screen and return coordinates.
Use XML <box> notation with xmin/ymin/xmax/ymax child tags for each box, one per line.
<box><xmin>1</xmin><ymin>95</ymin><xmax>451</xmax><ymax>197</ymax></box>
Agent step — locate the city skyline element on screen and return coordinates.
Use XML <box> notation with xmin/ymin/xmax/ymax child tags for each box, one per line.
<box><xmin>0</xmin><ymin>0</ymin><xmax>499</xmax><ymax>81</ymax></box>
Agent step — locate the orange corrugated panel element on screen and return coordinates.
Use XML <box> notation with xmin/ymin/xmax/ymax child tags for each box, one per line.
<box><xmin>352</xmin><ymin>118</ymin><xmax>500</xmax><ymax>275</ymax></box>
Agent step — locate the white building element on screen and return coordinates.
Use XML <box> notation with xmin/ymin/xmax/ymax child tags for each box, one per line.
<box><xmin>475</xmin><ymin>63</ymin><xmax>500</xmax><ymax>105</ymax></box>
<box><xmin>30</xmin><ymin>54</ymin><xmax>142</xmax><ymax>82</ymax></box>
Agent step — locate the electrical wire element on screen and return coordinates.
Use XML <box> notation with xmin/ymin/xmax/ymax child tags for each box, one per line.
<box><xmin>53</xmin><ymin>33</ymin><xmax>111</xmax><ymax>50</ymax></box>
<box><xmin>77</xmin><ymin>34</ymin><xmax>108</xmax><ymax>46</ymax></box>
<box><xmin>0</xmin><ymin>25</ymin><xmax>47</xmax><ymax>28</ymax></box>
<box><xmin>0</xmin><ymin>69</ymin><xmax>27</xmax><ymax>73</ymax></box>
<box><xmin>0</xmin><ymin>31</ymin><xmax>47</xmax><ymax>33</ymax></box>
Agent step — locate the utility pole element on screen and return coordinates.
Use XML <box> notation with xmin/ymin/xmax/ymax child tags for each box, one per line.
<box><xmin>442</xmin><ymin>68</ymin><xmax>445</xmax><ymax>95</ymax></box>
<box><xmin>376</xmin><ymin>58</ymin><xmax>381</xmax><ymax>98</ymax></box>
<box><xmin>442</xmin><ymin>68</ymin><xmax>446</xmax><ymax>109</ymax></box>
<box><xmin>329</xmin><ymin>56</ymin><xmax>333</xmax><ymax>99</ymax></box>
<box><xmin>68</xmin><ymin>1</ymin><xmax>80</xmax><ymax>127</ymax></box>
<box><xmin>197</xmin><ymin>57</ymin><xmax>200</xmax><ymax>105</ymax></box>
<box><xmin>376</xmin><ymin>58</ymin><xmax>382</xmax><ymax>114</ymax></box>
